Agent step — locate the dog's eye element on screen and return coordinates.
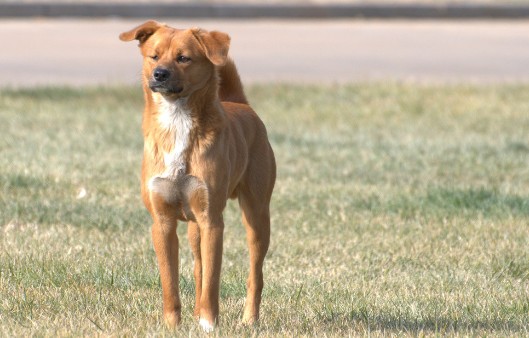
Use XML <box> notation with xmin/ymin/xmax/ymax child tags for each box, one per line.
<box><xmin>177</xmin><ymin>55</ymin><xmax>191</xmax><ymax>64</ymax></box>
<box><xmin>150</xmin><ymin>55</ymin><xmax>159</xmax><ymax>61</ymax></box>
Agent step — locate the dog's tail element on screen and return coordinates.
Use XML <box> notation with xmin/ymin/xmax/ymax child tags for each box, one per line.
<box><xmin>218</xmin><ymin>58</ymin><xmax>248</xmax><ymax>105</ymax></box>
<box><xmin>149</xmin><ymin>175</ymin><xmax>208</xmax><ymax>221</ymax></box>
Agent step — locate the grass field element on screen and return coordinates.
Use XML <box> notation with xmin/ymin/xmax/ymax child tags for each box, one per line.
<box><xmin>1</xmin><ymin>83</ymin><xmax>528</xmax><ymax>336</ymax></box>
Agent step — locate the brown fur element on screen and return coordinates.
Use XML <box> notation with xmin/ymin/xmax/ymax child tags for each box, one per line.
<box><xmin>120</xmin><ymin>21</ymin><xmax>276</xmax><ymax>330</ymax></box>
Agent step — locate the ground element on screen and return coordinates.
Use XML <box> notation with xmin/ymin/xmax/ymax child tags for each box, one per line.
<box><xmin>1</xmin><ymin>83</ymin><xmax>528</xmax><ymax>336</ymax></box>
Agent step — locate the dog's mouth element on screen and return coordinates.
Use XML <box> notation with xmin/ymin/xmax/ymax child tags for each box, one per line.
<box><xmin>149</xmin><ymin>82</ymin><xmax>184</xmax><ymax>95</ymax></box>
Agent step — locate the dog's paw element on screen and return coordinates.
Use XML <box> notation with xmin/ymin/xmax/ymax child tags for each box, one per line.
<box><xmin>241</xmin><ymin>311</ymin><xmax>259</xmax><ymax>328</ymax></box>
<box><xmin>241</xmin><ymin>316</ymin><xmax>258</xmax><ymax>326</ymax></box>
<box><xmin>163</xmin><ymin>311</ymin><xmax>181</xmax><ymax>329</ymax></box>
<box><xmin>199</xmin><ymin>317</ymin><xmax>215</xmax><ymax>333</ymax></box>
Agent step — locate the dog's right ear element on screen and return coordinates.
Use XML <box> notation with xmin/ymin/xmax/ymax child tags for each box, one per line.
<box><xmin>119</xmin><ymin>20</ymin><xmax>162</xmax><ymax>45</ymax></box>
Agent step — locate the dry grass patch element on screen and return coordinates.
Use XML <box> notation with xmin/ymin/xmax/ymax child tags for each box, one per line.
<box><xmin>1</xmin><ymin>83</ymin><xmax>529</xmax><ymax>336</ymax></box>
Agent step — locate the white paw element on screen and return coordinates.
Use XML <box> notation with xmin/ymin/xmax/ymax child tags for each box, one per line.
<box><xmin>199</xmin><ymin>318</ymin><xmax>215</xmax><ymax>333</ymax></box>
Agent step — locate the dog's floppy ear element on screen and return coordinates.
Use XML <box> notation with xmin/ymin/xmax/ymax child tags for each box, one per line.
<box><xmin>191</xmin><ymin>28</ymin><xmax>230</xmax><ymax>66</ymax></box>
<box><xmin>119</xmin><ymin>20</ymin><xmax>163</xmax><ymax>45</ymax></box>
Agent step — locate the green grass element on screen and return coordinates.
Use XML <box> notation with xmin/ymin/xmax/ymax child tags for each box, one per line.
<box><xmin>1</xmin><ymin>83</ymin><xmax>529</xmax><ymax>336</ymax></box>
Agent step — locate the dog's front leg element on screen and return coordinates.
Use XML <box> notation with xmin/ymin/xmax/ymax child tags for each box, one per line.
<box><xmin>150</xmin><ymin>192</ymin><xmax>182</xmax><ymax>328</ymax></box>
<box><xmin>197</xmin><ymin>215</ymin><xmax>224</xmax><ymax>332</ymax></box>
<box><xmin>187</xmin><ymin>221</ymin><xmax>202</xmax><ymax>318</ymax></box>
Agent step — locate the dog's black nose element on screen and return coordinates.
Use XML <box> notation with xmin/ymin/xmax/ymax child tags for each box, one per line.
<box><xmin>153</xmin><ymin>67</ymin><xmax>170</xmax><ymax>82</ymax></box>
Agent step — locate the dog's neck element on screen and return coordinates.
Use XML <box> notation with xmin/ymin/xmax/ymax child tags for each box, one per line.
<box><xmin>153</xmin><ymin>94</ymin><xmax>193</xmax><ymax>178</ymax></box>
<box><xmin>155</xmin><ymin>95</ymin><xmax>191</xmax><ymax>131</ymax></box>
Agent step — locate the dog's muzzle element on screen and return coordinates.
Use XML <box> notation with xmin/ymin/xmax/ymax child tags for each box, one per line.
<box><xmin>149</xmin><ymin>67</ymin><xmax>184</xmax><ymax>94</ymax></box>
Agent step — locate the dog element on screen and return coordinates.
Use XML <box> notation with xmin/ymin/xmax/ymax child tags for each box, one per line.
<box><xmin>119</xmin><ymin>21</ymin><xmax>276</xmax><ymax>332</ymax></box>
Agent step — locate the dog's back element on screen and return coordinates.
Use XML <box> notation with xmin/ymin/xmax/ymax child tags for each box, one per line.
<box><xmin>218</xmin><ymin>59</ymin><xmax>248</xmax><ymax>105</ymax></box>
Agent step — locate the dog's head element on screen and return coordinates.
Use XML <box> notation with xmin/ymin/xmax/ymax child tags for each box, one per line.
<box><xmin>120</xmin><ymin>21</ymin><xmax>230</xmax><ymax>99</ymax></box>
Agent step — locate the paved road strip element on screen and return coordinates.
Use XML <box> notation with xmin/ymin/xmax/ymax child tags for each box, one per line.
<box><xmin>1</xmin><ymin>19</ymin><xmax>529</xmax><ymax>86</ymax></box>
<box><xmin>1</xmin><ymin>2</ymin><xmax>529</xmax><ymax>19</ymax></box>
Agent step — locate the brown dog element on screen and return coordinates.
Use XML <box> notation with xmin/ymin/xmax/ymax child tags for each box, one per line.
<box><xmin>119</xmin><ymin>21</ymin><xmax>276</xmax><ymax>331</ymax></box>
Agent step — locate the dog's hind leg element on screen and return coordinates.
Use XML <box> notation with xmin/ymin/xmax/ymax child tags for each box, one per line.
<box><xmin>238</xmin><ymin>188</ymin><xmax>271</xmax><ymax>325</ymax></box>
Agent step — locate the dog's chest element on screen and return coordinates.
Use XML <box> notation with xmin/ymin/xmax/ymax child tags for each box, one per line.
<box><xmin>156</xmin><ymin>96</ymin><xmax>193</xmax><ymax>178</ymax></box>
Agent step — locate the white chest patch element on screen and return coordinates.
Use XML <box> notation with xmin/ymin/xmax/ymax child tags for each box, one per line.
<box><xmin>155</xmin><ymin>94</ymin><xmax>193</xmax><ymax>179</ymax></box>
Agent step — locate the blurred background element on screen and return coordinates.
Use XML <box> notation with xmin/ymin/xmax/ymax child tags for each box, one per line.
<box><xmin>1</xmin><ymin>0</ymin><xmax>529</xmax><ymax>86</ymax></box>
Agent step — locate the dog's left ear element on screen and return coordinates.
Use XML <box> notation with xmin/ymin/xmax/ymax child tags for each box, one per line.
<box><xmin>192</xmin><ymin>29</ymin><xmax>230</xmax><ymax>66</ymax></box>
<box><xmin>119</xmin><ymin>20</ymin><xmax>163</xmax><ymax>46</ymax></box>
